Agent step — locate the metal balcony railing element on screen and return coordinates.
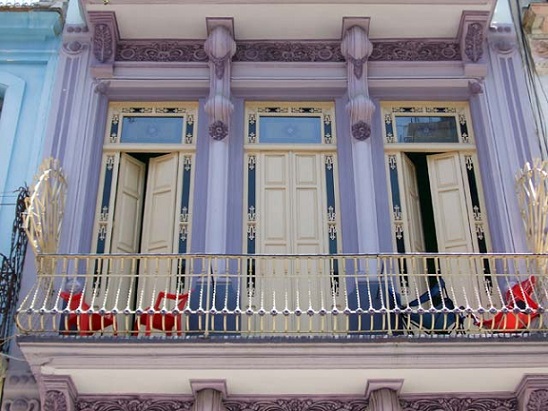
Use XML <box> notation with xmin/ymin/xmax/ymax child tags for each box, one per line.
<box><xmin>16</xmin><ymin>253</ymin><xmax>548</xmax><ymax>338</ymax></box>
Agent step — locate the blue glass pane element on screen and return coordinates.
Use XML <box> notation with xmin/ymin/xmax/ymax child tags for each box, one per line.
<box><xmin>259</xmin><ymin>116</ymin><xmax>322</xmax><ymax>144</ymax></box>
<box><xmin>121</xmin><ymin>117</ymin><xmax>184</xmax><ymax>143</ymax></box>
<box><xmin>395</xmin><ymin>116</ymin><xmax>458</xmax><ymax>143</ymax></box>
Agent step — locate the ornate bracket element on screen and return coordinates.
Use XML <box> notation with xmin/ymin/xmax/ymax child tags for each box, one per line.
<box><xmin>341</xmin><ymin>18</ymin><xmax>375</xmax><ymax>141</ymax></box>
<box><xmin>88</xmin><ymin>12</ymin><xmax>120</xmax><ymax>78</ymax></box>
<box><xmin>204</xmin><ymin>19</ymin><xmax>236</xmax><ymax>141</ymax></box>
<box><xmin>458</xmin><ymin>11</ymin><xmax>490</xmax><ymax>77</ymax></box>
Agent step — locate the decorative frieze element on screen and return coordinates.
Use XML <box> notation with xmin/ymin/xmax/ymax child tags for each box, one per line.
<box><xmin>224</xmin><ymin>399</ymin><xmax>369</xmax><ymax>411</ymax></box>
<box><xmin>77</xmin><ymin>399</ymin><xmax>194</xmax><ymax>411</ymax></box>
<box><xmin>113</xmin><ymin>40</ymin><xmax>462</xmax><ymax>63</ymax></box>
<box><xmin>400</xmin><ymin>397</ymin><xmax>517</xmax><ymax>411</ymax></box>
<box><xmin>116</xmin><ymin>41</ymin><xmax>207</xmax><ymax>62</ymax></box>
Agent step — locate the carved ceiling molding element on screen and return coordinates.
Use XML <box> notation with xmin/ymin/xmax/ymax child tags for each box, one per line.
<box><xmin>224</xmin><ymin>398</ymin><xmax>370</xmax><ymax>411</ymax></box>
<box><xmin>400</xmin><ymin>397</ymin><xmax>518</xmax><ymax>411</ymax></box>
<box><xmin>112</xmin><ymin>40</ymin><xmax>462</xmax><ymax>63</ymax></box>
<box><xmin>76</xmin><ymin>399</ymin><xmax>195</xmax><ymax>411</ymax></box>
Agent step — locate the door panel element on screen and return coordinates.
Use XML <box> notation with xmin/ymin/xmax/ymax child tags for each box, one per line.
<box><xmin>402</xmin><ymin>154</ymin><xmax>425</xmax><ymax>254</ymax></box>
<box><xmin>428</xmin><ymin>153</ymin><xmax>474</xmax><ymax>253</ymax></box>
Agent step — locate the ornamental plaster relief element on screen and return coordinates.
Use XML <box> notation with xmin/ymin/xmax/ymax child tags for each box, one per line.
<box><xmin>88</xmin><ymin>12</ymin><xmax>119</xmax><ymax>77</ymax></box>
<box><xmin>203</xmin><ymin>20</ymin><xmax>236</xmax><ymax>141</ymax></box>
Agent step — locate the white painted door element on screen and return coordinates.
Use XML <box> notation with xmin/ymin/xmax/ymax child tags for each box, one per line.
<box><xmin>251</xmin><ymin>152</ymin><xmax>335</xmax><ymax>332</ymax></box>
<box><xmin>104</xmin><ymin>153</ymin><xmax>180</xmax><ymax>317</ymax></box>
<box><xmin>137</xmin><ymin>153</ymin><xmax>180</xmax><ymax>309</ymax></box>
<box><xmin>401</xmin><ymin>154</ymin><xmax>427</xmax><ymax>297</ymax></box>
<box><xmin>427</xmin><ymin>153</ymin><xmax>475</xmax><ymax>253</ymax></box>
<box><xmin>427</xmin><ymin>152</ymin><xmax>478</xmax><ymax>305</ymax></box>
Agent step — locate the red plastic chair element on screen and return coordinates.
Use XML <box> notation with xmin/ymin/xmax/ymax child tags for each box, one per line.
<box><xmin>59</xmin><ymin>291</ymin><xmax>117</xmax><ymax>336</ymax></box>
<box><xmin>134</xmin><ymin>291</ymin><xmax>189</xmax><ymax>336</ymax></box>
<box><xmin>473</xmin><ymin>276</ymin><xmax>539</xmax><ymax>331</ymax></box>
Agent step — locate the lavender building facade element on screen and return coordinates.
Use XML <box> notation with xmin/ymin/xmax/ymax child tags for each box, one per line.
<box><xmin>7</xmin><ymin>1</ymin><xmax>548</xmax><ymax>410</ymax></box>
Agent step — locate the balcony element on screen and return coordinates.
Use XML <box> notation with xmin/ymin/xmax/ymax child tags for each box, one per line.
<box><xmin>16</xmin><ymin>252</ymin><xmax>547</xmax><ymax>338</ymax></box>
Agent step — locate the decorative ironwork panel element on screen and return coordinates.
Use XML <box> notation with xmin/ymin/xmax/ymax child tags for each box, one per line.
<box><xmin>0</xmin><ymin>186</ymin><xmax>29</xmax><ymax>353</ymax></box>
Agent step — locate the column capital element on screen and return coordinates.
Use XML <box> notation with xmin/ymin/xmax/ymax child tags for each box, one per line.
<box><xmin>41</xmin><ymin>375</ymin><xmax>78</xmax><ymax>411</ymax></box>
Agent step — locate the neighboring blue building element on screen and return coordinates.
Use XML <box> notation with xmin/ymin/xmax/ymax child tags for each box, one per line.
<box><xmin>0</xmin><ymin>1</ymin><xmax>64</xmax><ymax>255</ymax></box>
<box><xmin>0</xmin><ymin>0</ymin><xmax>64</xmax><ymax>404</ymax></box>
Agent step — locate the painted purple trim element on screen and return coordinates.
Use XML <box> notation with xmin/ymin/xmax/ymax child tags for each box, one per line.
<box><xmin>190</xmin><ymin>99</ymin><xmax>209</xmax><ymax>254</ymax></box>
<box><xmin>401</xmin><ymin>397</ymin><xmax>517</xmax><ymax>410</ymax></box>
<box><xmin>114</xmin><ymin>40</ymin><xmax>461</xmax><ymax>63</ymax></box>
<box><xmin>469</xmin><ymin>97</ymin><xmax>505</xmax><ymax>253</ymax></box>
<box><xmin>335</xmin><ymin>97</ymin><xmax>358</xmax><ymax>254</ymax></box>
<box><xmin>226</xmin><ymin>98</ymin><xmax>244</xmax><ymax>255</ymax></box>
<box><xmin>370</xmin><ymin>99</ymin><xmax>393</xmax><ymax>253</ymax></box>
<box><xmin>116</xmin><ymin>40</ymin><xmax>207</xmax><ymax>62</ymax></box>
<box><xmin>80</xmin><ymin>96</ymin><xmax>109</xmax><ymax>253</ymax></box>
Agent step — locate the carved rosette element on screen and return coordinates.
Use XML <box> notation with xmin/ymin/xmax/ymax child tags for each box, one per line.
<box><xmin>209</xmin><ymin>120</ymin><xmax>229</xmax><ymax>141</ymax></box>
<box><xmin>527</xmin><ymin>389</ymin><xmax>548</xmax><ymax>411</ymax></box>
<box><xmin>224</xmin><ymin>399</ymin><xmax>369</xmax><ymax>411</ymax></box>
<box><xmin>44</xmin><ymin>391</ymin><xmax>68</xmax><ymax>411</ymax></box>
<box><xmin>77</xmin><ymin>399</ymin><xmax>194</xmax><ymax>411</ymax></box>
<box><xmin>400</xmin><ymin>397</ymin><xmax>517</xmax><ymax>411</ymax></box>
<box><xmin>341</xmin><ymin>25</ymin><xmax>375</xmax><ymax>142</ymax></box>
<box><xmin>204</xmin><ymin>25</ymin><xmax>237</xmax><ymax>141</ymax></box>
<box><xmin>465</xmin><ymin>23</ymin><xmax>484</xmax><ymax>63</ymax></box>
<box><xmin>352</xmin><ymin>120</ymin><xmax>371</xmax><ymax>141</ymax></box>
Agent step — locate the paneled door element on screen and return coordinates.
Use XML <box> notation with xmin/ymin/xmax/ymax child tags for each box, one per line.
<box><xmin>247</xmin><ymin>151</ymin><xmax>339</xmax><ymax>333</ymax></box>
<box><xmin>106</xmin><ymin>153</ymin><xmax>182</xmax><ymax>323</ymax></box>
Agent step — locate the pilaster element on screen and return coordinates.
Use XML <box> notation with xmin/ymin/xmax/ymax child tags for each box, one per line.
<box><xmin>1</xmin><ymin>369</ymin><xmax>40</xmax><ymax>411</ymax></box>
<box><xmin>340</xmin><ymin>18</ymin><xmax>379</xmax><ymax>255</ymax></box>
<box><xmin>204</xmin><ymin>19</ymin><xmax>236</xmax><ymax>255</ymax></box>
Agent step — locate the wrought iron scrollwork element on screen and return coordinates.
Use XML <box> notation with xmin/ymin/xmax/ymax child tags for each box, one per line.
<box><xmin>0</xmin><ymin>186</ymin><xmax>29</xmax><ymax>353</ymax></box>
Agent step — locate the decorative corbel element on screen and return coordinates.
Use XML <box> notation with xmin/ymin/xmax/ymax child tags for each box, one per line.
<box><xmin>204</xmin><ymin>18</ymin><xmax>236</xmax><ymax>141</ymax></box>
<box><xmin>191</xmin><ymin>380</ymin><xmax>228</xmax><ymax>411</ymax></box>
<box><xmin>365</xmin><ymin>379</ymin><xmax>404</xmax><ymax>411</ymax></box>
<box><xmin>341</xmin><ymin>18</ymin><xmax>375</xmax><ymax>141</ymax></box>
<box><xmin>88</xmin><ymin>11</ymin><xmax>120</xmax><ymax>78</ymax></box>
<box><xmin>458</xmin><ymin>11</ymin><xmax>490</xmax><ymax>77</ymax></box>
<box><xmin>41</xmin><ymin>375</ymin><xmax>78</xmax><ymax>411</ymax></box>
<box><xmin>516</xmin><ymin>374</ymin><xmax>548</xmax><ymax>411</ymax></box>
